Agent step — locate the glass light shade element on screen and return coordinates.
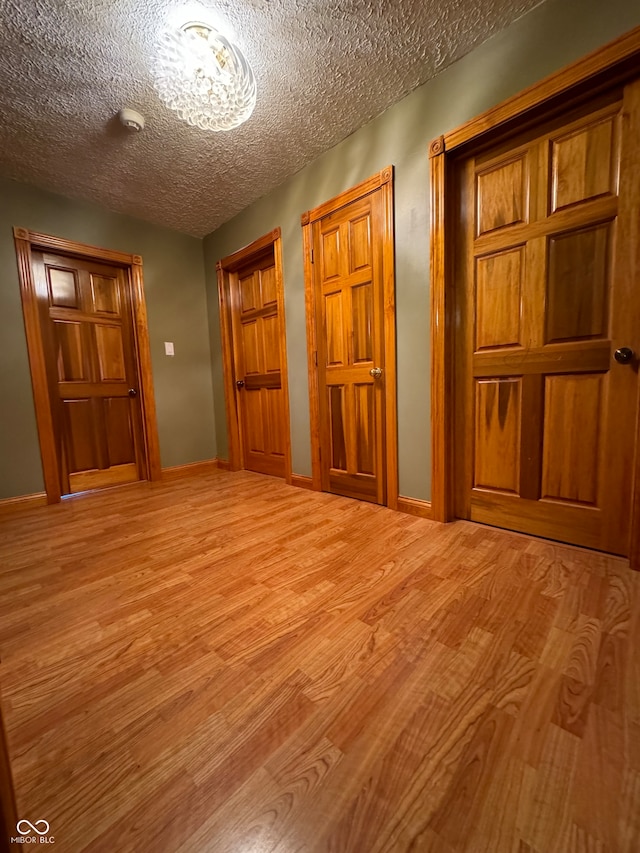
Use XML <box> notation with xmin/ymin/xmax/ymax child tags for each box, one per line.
<box><xmin>153</xmin><ymin>22</ymin><xmax>256</xmax><ymax>132</ymax></box>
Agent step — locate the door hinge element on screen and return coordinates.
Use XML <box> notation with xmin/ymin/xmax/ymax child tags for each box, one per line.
<box><xmin>310</xmin><ymin>248</ymin><xmax>314</xmax><ymax>264</ymax></box>
<box><xmin>313</xmin><ymin>350</ymin><xmax>318</xmax><ymax>367</ymax></box>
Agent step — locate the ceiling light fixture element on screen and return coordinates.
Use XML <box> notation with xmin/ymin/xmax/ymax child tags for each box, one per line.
<box><xmin>153</xmin><ymin>21</ymin><xmax>256</xmax><ymax>132</ymax></box>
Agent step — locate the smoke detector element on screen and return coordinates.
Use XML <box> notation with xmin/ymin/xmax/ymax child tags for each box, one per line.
<box><xmin>118</xmin><ymin>108</ymin><xmax>145</xmax><ymax>132</ymax></box>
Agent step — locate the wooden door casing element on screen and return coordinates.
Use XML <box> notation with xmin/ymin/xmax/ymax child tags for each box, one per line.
<box><xmin>33</xmin><ymin>251</ymin><xmax>146</xmax><ymax>495</ymax></box>
<box><xmin>232</xmin><ymin>251</ymin><xmax>287</xmax><ymax>478</ymax></box>
<box><xmin>453</xmin><ymin>86</ymin><xmax>640</xmax><ymax>556</ymax></box>
<box><xmin>0</xmin><ymin>689</ymin><xmax>17</xmax><ymax>853</ymax></box>
<box><xmin>14</xmin><ymin>229</ymin><xmax>161</xmax><ymax>504</ymax></box>
<box><xmin>303</xmin><ymin>167</ymin><xmax>398</xmax><ymax>508</ymax></box>
<box><xmin>217</xmin><ymin>228</ymin><xmax>292</xmax><ymax>482</ymax></box>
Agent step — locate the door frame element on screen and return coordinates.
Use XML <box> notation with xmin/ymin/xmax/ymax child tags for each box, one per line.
<box><xmin>301</xmin><ymin>166</ymin><xmax>398</xmax><ymax>509</ymax></box>
<box><xmin>428</xmin><ymin>25</ymin><xmax>640</xmax><ymax>568</ymax></box>
<box><xmin>0</xmin><ymin>686</ymin><xmax>17</xmax><ymax>851</ymax></box>
<box><xmin>13</xmin><ymin>227</ymin><xmax>162</xmax><ymax>504</ymax></box>
<box><xmin>216</xmin><ymin>227</ymin><xmax>293</xmax><ymax>482</ymax></box>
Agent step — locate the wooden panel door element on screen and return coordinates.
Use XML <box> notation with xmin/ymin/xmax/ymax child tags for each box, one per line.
<box><xmin>454</xmin><ymin>84</ymin><xmax>640</xmax><ymax>555</ymax></box>
<box><xmin>33</xmin><ymin>251</ymin><xmax>146</xmax><ymax>495</ymax></box>
<box><xmin>311</xmin><ymin>192</ymin><xmax>387</xmax><ymax>503</ymax></box>
<box><xmin>231</xmin><ymin>250</ymin><xmax>287</xmax><ymax>478</ymax></box>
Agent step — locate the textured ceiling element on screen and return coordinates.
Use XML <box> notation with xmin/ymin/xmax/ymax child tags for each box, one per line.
<box><xmin>0</xmin><ymin>0</ymin><xmax>544</xmax><ymax>238</ymax></box>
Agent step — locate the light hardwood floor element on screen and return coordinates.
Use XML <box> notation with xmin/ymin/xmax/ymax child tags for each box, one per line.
<box><xmin>0</xmin><ymin>470</ymin><xmax>638</xmax><ymax>852</ymax></box>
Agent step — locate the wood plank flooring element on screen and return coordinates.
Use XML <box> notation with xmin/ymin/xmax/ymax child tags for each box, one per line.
<box><xmin>0</xmin><ymin>470</ymin><xmax>639</xmax><ymax>852</ymax></box>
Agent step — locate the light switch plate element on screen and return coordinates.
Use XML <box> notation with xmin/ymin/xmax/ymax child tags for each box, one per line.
<box><xmin>164</xmin><ymin>341</ymin><xmax>174</xmax><ymax>356</ymax></box>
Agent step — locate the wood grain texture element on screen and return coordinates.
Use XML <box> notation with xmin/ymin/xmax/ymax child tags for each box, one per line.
<box><xmin>303</xmin><ymin>167</ymin><xmax>392</xmax><ymax>226</ymax></box>
<box><xmin>34</xmin><ymin>252</ymin><xmax>146</xmax><ymax>494</ymax></box>
<box><xmin>430</xmin><ymin>55</ymin><xmax>640</xmax><ymax>568</ymax></box>
<box><xmin>429</xmin><ymin>149</ymin><xmax>452</xmax><ymax>523</ymax></box>
<box><xmin>13</xmin><ymin>230</ymin><xmax>160</xmax><ymax>501</ymax></box>
<box><xmin>0</xmin><ymin>690</ymin><xmax>17</xmax><ymax>851</ymax></box>
<box><xmin>161</xmin><ymin>460</ymin><xmax>219</xmax><ymax>480</ymax></box>
<box><xmin>13</xmin><ymin>227</ymin><xmax>138</xmax><ymax>267</ymax></box>
<box><xmin>0</xmin><ymin>493</ymin><xmax>47</xmax><ymax>516</ymax></box>
<box><xmin>449</xmin><ymin>84</ymin><xmax>639</xmax><ymax>557</ymax></box>
<box><xmin>0</xmin><ymin>470</ymin><xmax>638</xmax><ymax>851</ymax></box>
<box><xmin>381</xmin><ymin>171</ymin><xmax>399</xmax><ymax>511</ymax></box>
<box><xmin>128</xmin><ymin>261</ymin><xmax>161</xmax><ymax>483</ymax></box>
<box><xmin>290</xmin><ymin>474</ymin><xmax>316</xmax><ymax>490</ymax></box>
<box><xmin>617</xmin><ymin>79</ymin><xmax>640</xmax><ymax>571</ymax></box>
<box><xmin>230</xmin><ymin>248</ymin><xmax>290</xmax><ymax>480</ymax></box>
<box><xmin>304</xmin><ymin>169</ymin><xmax>397</xmax><ymax>508</ymax></box>
<box><xmin>216</xmin><ymin>260</ymin><xmax>242</xmax><ymax>471</ymax></box>
<box><xmin>550</xmin><ymin>114</ymin><xmax>617</xmax><ymax>212</ymax></box>
<box><xmin>219</xmin><ymin>228</ymin><xmax>282</xmax><ymax>271</ymax></box>
<box><xmin>12</xmin><ymin>233</ymin><xmax>61</xmax><ymax>503</ymax></box>
<box><xmin>69</xmin><ymin>462</ymin><xmax>138</xmax><ymax>493</ymax></box>
<box><xmin>315</xmin><ymin>197</ymin><xmax>382</xmax><ymax>502</ymax></box>
<box><xmin>273</xmin><ymin>234</ymin><xmax>293</xmax><ymax>485</ymax></box>
<box><xmin>397</xmin><ymin>496</ymin><xmax>433</xmax><ymax>519</ymax></box>
<box><xmin>302</xmin><ymin>219</ymin><xmax>323</xmax><ymax>492</ymax></box>
<box><xmin>441</xmin><ymin>25</ymin><xmax>640</xmax><ymax>152</ymax></box>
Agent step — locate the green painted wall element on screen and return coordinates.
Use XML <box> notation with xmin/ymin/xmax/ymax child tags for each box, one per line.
<box><xmin>0</xmin><ymin>178</ymin><xmax>216</xmax><ymax>499</ymax></box>
<box><xmin>4</xmin><ymin>0</ymin><xmax>638</xmax><ymax>503</ymax></box>
<box><xmin>203</xmin><ymin>0</ymin><xmax>640</xmax><ymax>501</ymax></box>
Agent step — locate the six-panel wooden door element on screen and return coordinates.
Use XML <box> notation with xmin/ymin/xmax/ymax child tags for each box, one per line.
<box><xmin>32</xmin><ymin>251</ymin><xmax>146</xmax><ymax>495</ymax></box>
<box><xmin>310</xmin><ymin>190</ymin><xmax>387</xmax><ymax>503</ymax></box>
<box><xmin>231</xmin><ymin>250</ymin><xmax>287</xmax><ymax>478</ymax></box>
<box><xmin>454</xmin><ymin>84</ymin><xmax>640</xmax><ymax>555</ymax></box>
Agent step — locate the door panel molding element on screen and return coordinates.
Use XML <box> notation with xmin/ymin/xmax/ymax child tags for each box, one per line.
<box><xmin>429</xmin><ymin>26</ymin><xmax>640</xmax><ymax>568</ymax></box>
<box><xmin>216</xmin><ymin>227</ymin><xmax>293</xmax><ymax>482</ymax></box>
<box><xmin>13</xmin><ymin>227</ymin><xmax>161</xmax><ymax>503</ymax></box>
<box><xmin>302</xmin><ymin>167</ymin><xmax>398</xmax><ymax>509</ymax></box>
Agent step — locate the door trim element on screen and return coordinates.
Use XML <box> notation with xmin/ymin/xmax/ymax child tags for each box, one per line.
<box><xmin>428</xmin><ymin>25</ymin><xmax>640</xmax><ymax>568</ymax></box>
<box><xmin>0</xmin><ymin>688</ymin><xmax>18</xmax><ymax>853</ymax></box>
<box><xmin>13</xmin><ymin>227</ymin><xmax>162</xmax><ymax>504</ymax></box>
<box><xmin>216</xmin><ymin>227</ymin><xmax>293</xmax><ymax>482</ymax></box>
<box><xmin>301</xmin><ymin>166</ymin><xmax>398</xmax><ymax>509</ymax></box>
